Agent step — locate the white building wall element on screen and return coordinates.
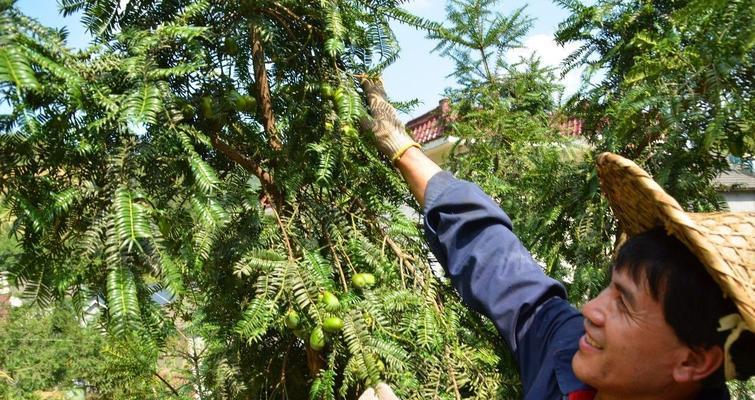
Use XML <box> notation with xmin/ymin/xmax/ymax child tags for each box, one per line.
<box><xmin>721</xmin><ymin>191</ymin><xmax>755</xmax><ymax>212</ymax></box>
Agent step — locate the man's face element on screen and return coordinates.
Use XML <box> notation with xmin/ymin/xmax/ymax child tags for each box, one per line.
<box><xmin>572</xmin><ymin>268</ymin><xmax>689</xmax><ymax>396</ymax></box>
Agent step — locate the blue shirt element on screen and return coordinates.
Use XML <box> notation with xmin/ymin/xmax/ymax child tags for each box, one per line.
<box><xmin>422</xmin><ymin>172</ymin><xmax>729</xmax><ymax>399</ymax></box>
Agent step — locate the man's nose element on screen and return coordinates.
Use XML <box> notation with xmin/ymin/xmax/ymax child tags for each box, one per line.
<box><xmin>581</xmin><ymin>291</ymin><xmax>607</xmax><ymax>327</ymax></box>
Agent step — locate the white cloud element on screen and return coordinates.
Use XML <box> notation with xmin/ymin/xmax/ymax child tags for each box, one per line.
<box><xmin>507</xmin><ymin>33</ymin><xmax>585</xmax><ymax>99</ymax></box>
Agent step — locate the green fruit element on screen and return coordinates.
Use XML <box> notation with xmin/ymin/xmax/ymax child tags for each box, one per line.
<box><xmin>321</xmin><ymin>291</ymin><xmax>340</xmax><ymax>312</ymax></box>
<box><xmin>320</xmin><ymin>83</ymin><xmax>333</xmax><ymax>98</ymax></box>
<box><xmin>310</xmin><ymin>327</ymin><xmax>326</xmax><ymax>351</ymax></box>
<box><xmin>180</xmin><ymin>103</ymin><xmax>195</xmax><ymax>121</ymax></box>
<box><xmin>352</xmin><ymin>273</ymin><xmax>376</xmax><ymax>288</ymax></box>
<box><xmin>322</xmin><ymin>316</ymin><xmax>344</xmax><ymax>333</ymax></box>
<box><xmin>285</xmin><ymin>310</ymin><xmax>300</xmax><ymax>329</ymax></box>
<box><xmin>235</xmin><ymin>95</ymin><xmax>256</xmax><ymax>113</ymax></box>
<box><xmin>200</xmin><ymin>96</ymin><xmax>214</xmax><ymax>118</ymax></box>
<box><xmin>224</xmin><ymin>37</ymin><xmax>239</xmax><ymax>56</ymax></box>
<box><xmin>362</xmin><ymin>273</ymin><xmax>376</xmax><ymax>286</ymax></box>
<box><xmin>227</xmin><ymin>90</ymin><xmax>256</xmax><ymax>113</ymax></box>
<box><xmin>352</xmin><ymin>274</ymin><xmax>367</xmax><ymax>288</ymax></box>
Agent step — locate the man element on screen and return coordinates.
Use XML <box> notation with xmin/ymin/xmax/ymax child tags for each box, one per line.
<box><xmin>358</xmin><ymin>78</ymin><xmax>754</xmax><ymax>399</ymax></box>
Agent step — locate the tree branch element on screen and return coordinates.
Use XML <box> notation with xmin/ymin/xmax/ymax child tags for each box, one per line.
<box><xmin>251</xmin><ymin>26</ymin><xmax>282</xmax><ymax>151</ymax></box>
<box><xmin>208</xmin><ymin>131</ymin><xmax>278</xmax><ymax>199</ymax></box>
<box><xmin>153</xmin><ymin>371</ymin><xmax>181</xmax><ymax>397</ymax></box>
<box><xmin>305</xmin><ymin>344</ymin><xmax>325</xmax><ymax>378</ymax></box>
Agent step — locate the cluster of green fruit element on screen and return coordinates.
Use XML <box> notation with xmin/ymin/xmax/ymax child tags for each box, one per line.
<box><xmin>285</xmin><ymin>273</ymin><xmax>376</xmax><ymax>351</ymax></box>
<box><xmin>187</xmin><ymin>90</ymin><xmax>256</xmax><ymax>122</ymax></box>
<box><xmin>319</xmin><ymin>83</ymin><xmax>351</xmax><ymax>107</ymax></box>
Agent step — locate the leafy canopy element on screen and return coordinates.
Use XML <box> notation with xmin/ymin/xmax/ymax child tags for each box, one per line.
<box><xmin>0</xmin><ymin>0</ymin><xmax>509</xmax><ymax>398</ymax></box>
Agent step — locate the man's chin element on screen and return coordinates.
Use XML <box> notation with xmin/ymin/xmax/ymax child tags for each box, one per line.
<box><xmin>571</xmin><ymin>350</ymin><xmax>594</xmax><ymax>384</ymax></box>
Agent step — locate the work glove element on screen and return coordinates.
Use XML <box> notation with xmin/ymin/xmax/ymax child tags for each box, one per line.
<box><xmin>357</xmin><ymin>382</ymin><xmax>400</xmax><ymax>400</ymax></box>
<box><xmin>360</xmin><ymin>77</ymin><xmax>420</xmax><ymax>162</ymax></box>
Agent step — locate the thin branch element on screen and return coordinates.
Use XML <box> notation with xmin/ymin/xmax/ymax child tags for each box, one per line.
<box><xmin>269</xmin><ymin>201</ymin><xmax>295</xmax><ymax>261</ymax></box>
<box><xmin>271</xmin><ymin>3</ymin><xmax>316</xmax><ymax>33</ymax></box>
<box><xmin>325</xmin><ymin>231</ymin><xmax>349</xmax><ymax>291</ymax></box>
<box><xmin>153</xmin><ymin>371</ymin><xmax>181</xmax><ymax>397</ymax></box>
<box><xmin>446</xmin><ymin>348</ymin><xmax>462</xmax><ymax>400</ymax></box>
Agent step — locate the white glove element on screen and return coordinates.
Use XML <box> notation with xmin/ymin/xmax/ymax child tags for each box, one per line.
<box><xmin>361</xmin><ymin>78</ymin><xmax>420</xmax><ymax>162</ymax></box>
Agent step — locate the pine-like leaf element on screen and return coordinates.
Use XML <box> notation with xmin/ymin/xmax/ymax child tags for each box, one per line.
<box><xmin>106</xmin><ymin>265</ymin><xmax>141</xmax><ymax>336</ymax></box>
<box><xmin>0</xmin><ymin>46</ymin><xmax>40</xmax><ymax>90</ymax></box>
<box><xmin>189</xmin><ymin>154</ymin><xmax>220</xmax><ymax>194</ymax></box>
<box><xmin>113</xmin><ymin>187</ymin><xmax>151</xmax><ymax>253</ymax></box>
<box><xmin>123</xmin><ymin>85</ymin><xmax>162</xmax><ymax>125</ymax></box>
<box><xmin>235</xmin><ymin>297</ymin><xmax>276</xmax><ymax>343</ymax></box>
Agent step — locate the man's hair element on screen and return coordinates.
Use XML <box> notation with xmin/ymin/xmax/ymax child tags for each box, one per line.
<box><xmin>614</xmin><ymin>227</ymin><xmax>737</xmax><ymax>384</ymax></box>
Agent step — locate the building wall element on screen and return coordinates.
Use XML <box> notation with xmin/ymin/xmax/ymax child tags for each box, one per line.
<box><xmin>422</xmin><ymin>136</ymin><xmax>462</xmax><ymax>166</ymax></box>
<box><xmin>720</xmin><ymin>191</ymin><xmax>755</xmax><ymax>212</ymax></box>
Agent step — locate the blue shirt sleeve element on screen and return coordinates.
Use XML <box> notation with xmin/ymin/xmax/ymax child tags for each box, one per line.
<box><xmin>422</xmin><ymin>171</ymin><xmax>568</xmax><ymax>355</ymax></box>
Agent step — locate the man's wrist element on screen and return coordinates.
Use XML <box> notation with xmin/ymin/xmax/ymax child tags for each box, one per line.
<box><xmin>391</xmin><ymin>142</ymin><xmax>421</xmax><ymax>162</ymax></box>
<box><xmin>394</xmin><ymin>146</ymin><xmax>442</xmax><ymax>207</ymax></box>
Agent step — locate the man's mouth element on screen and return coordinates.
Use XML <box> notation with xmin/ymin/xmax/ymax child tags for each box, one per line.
<box><xmin>584</xmin><ymin>333</ymin><xmax>603</xmax><ymax>350</ymax></box>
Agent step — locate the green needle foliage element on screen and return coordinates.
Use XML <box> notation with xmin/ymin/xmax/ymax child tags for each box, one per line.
<box><xmin>0</xmin><ymin>304</ymin><xmax>175</xmax><ymax>399</ymax></box>
<box><xmin>555</xmin><ymin>0</ymin><xmax>754</xmax><ymax>198</ymax></box>
<box><xmin>0</xmin><ymin>0</ymin><xmax>508</xmax><ymax>398</ymax></box>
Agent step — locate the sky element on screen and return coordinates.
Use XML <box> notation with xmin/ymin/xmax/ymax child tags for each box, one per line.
<box><xmin>16</xmin><ymin>0</ymin><xmax>583</xmax><ymax>121</ymax></box>
<box><xmin>383</xmin><ymin>0</ymin><xmax>582</xmax><ymax>120</ymax></box>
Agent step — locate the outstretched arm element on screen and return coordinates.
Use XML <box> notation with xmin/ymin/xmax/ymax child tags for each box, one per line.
<box><xmin>361</xmin><ymin>77</ymin><xmax>585</xmax><ymax>395</ymax></box>
<box><xmin>394</xmin><ymin>147</ymin><xmax>442</xmax><ymax>208</ymax></box>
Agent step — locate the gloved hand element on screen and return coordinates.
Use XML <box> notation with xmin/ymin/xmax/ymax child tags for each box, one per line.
<box><xmin>357</xmin><ymin>382</ymin><xmax>400</xmax><ymax>400</ymax></box>
<box><xmin>360</xmin><ymin>77</ymin><xmax>420</xmax><ymax>162</ymax></box>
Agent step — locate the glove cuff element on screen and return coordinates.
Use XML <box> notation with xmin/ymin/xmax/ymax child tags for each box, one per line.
<box><xmin>381</xmin><ymin>131</ymin><xmax>420</xmax><ymax>162</ymax></box>
<box><xmin>391</xmin><ymin>141</ymin><xmax>421</xmax><ymax>163</ymax></box>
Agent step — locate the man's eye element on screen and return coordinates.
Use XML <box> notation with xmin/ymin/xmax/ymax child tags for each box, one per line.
<box><xmin>617</xmin><ymin>297</ymin><xmax>628</xmax><ymax>311</ymax></box>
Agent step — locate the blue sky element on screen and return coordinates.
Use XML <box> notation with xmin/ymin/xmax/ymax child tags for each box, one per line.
<box><xmin>384</xmin><ymin>0</ymin><xmax>581</xmax><ymax>120</ymax></box>
<box><xmin>17</xmin><ymin>0</ymin><xmax>581</xmax><ymax>121</ymax></box>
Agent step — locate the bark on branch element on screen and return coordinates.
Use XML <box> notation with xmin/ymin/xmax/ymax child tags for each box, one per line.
<box><xmin>251</xmin><ymin>26</ymin><xmax>282</xmax><ymax>151</ymax></box>
<box><xmin>208</xmin><ymin>132</ymin><xmax>279</xmax><ymax>203</ymax></box>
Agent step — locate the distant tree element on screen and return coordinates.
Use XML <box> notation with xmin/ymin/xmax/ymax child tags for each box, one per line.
<box><xmin>430</xmin><ymin>0</ymin><xmax>606</xmax><ymax>302</ymax></box>
<box><xmin>556</xmin><ymin>0</ymin><xmax>754</xmax><ymax>205</ymax></box>
<box><xmin>0</xmin><ymin>304</ymin><xmax>177</xmax><ymax>399</ymax></box>
<box><xmin>431</xmin><ymin>0</ymin><xmax>532</xmax><ymax>87</ymax></box>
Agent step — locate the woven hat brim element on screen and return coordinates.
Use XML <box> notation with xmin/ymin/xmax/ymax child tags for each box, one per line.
<box><xmin>596</xmin><ymin>152</ymin><xmax>755</xmax><ymax>332</ymax></box>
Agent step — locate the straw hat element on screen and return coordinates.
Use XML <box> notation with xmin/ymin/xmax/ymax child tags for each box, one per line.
<box><xmin>596</xmin><ymin>152</ymin><xmax>754</xmax><ymax>379</ymax></box>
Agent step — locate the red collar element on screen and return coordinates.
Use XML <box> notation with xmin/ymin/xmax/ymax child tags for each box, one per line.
<box><xmin>568</xmin><ymin>389</ymin><xmax>596</xmax><ymax>400</ymax></box>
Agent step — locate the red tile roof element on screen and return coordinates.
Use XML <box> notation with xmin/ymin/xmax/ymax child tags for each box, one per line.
<box><xmin>406</xmin><ymin>99</ymin><xmax>584</xmax><ymax>142</ymax></box>
<box><xmin>406</xmin><ymin>99</ymin><xmax>451</xmax><ymax>144</ymax></box>
<box><xmin>557</xmin><ymin>118</ymin><xmax>583</xmax><ymax>137</ymax></box>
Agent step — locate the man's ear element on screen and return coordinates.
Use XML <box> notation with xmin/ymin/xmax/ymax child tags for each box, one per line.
<box><xmin>672</xmin><ymin>345</ymin><xmax>724</xmax><ymax>383</ymax></box>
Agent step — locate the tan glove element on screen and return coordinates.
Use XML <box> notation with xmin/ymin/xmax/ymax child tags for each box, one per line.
<box><xmin>360</xmin><ymin>78</ymin><xmax>420</xmax><ymax>162</ymax></box>
<box><xmin>358</xmin><ymin>382</ymin><xmax>400</xmax><ymax>400</ymax></box>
